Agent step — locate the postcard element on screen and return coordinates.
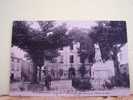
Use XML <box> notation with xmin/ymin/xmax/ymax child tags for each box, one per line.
<box><xmin>10</xmin><ymin>20</ymin><xmax>130</xmax><ymax>96</ymax></box>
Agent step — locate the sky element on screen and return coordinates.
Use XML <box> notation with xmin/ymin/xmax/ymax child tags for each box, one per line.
<box><xmin>55</xmin><ymin>20</ymin><xmax>97</xmax><ymax>30</ymax></box>
<box><xmin>26</xmin><ymin>21</ymin><xmax>98</xmax><ymax>31</ymax></box>
<box><xmin>26</xmin><ymin>21</ymin><xmax>41</xmax><ymax>31</ymax></box>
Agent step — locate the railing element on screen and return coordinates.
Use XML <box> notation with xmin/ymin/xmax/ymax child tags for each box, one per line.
<box><xmin>90</xmin><ymin>79</ymin><xmax>105</xmax><ymax>90</ymax></box>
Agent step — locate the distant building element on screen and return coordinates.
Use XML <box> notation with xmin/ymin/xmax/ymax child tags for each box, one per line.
<box><xmin>58</xmin><ymin>42</ymin><xmax>81</xmax><ymax>70</ymax></box>
<box><xmin>21</xmin><ymin>60</ymin><xmax>33</xmax><ymax>81</ymax></box>
<box><xmin>117</xmin><ymin>43</ymin><xmax>129</xmax><ymax>74</ymax></box>
<box><xmin>10</xmin><ymin>53</ymin><xmax>33</xmax><ymax>82</ymax></box>
<box><xmin>10</xmin><ymin>53</ymin><xmax>22</xmax><ymax>81</ymax></box>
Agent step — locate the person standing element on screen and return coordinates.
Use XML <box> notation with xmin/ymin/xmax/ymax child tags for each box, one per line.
<box><xmin>45</xmin><ymin>72</ymin><xmax>52</xmax><ymax>90</ymax></box>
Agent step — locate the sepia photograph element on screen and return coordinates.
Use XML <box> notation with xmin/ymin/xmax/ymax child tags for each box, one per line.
<box><xmin>10</xmin><ymin>20</ymin><xmax>130</xmax><ymax>96</ymax></box>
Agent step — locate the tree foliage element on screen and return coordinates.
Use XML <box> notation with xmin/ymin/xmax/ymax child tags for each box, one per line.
<box><xmin>68</xmin><ymin>28</ymin><xmax>95</xmax><ymax>63</ymax></box>
<box><xmin>12</xmin><ymin>21</ymin><xmax>71</xmax><ymax>83</ymax></box>
<box><xmin>90</xmin><ymin>21</ymin><xmax>128</xmax><ymax>78</ymax></box>
<box><xmin>90</xmin><ymin>21</ymin><xmax>127</xmax><ymax>61</ymax></box>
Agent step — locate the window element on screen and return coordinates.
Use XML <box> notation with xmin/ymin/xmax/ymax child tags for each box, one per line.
<box><xmin>70</xmin><ymin>44</ymin><xmax>73</xmax><ymax>50</ymax></box>
<box><xmin>60</xmin><ymin>55</ymin><xmax>64</xmax><ymax>63</ymax></box>
<box><xmin>70</xmin><ymin>55</ymin><xmax>74</xmax><ymax>63</ymax></box>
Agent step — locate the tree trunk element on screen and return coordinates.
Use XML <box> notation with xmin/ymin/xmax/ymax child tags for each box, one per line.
<box><xmin>32</xmin><ymin>63</ymin><xmax>38</xmax><ymax>84</ymax></box>
<box><xmin>112</xmin><ymin>47</ymin><xmax>120</xmax><ymax>76</ymax></box>
<box><xmin>38</xmin><ymin>66</ymin><xmax>41</xmax><ymax>81</ymax></box>
<box><xmin>113</xmin><ymin>55</ymin><xmax>120</xmax><ymax>76</ymax></box>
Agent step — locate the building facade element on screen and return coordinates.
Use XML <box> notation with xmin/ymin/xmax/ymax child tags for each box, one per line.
<box><xmin>10</xmin><ymin>53</ymin><xmax>33</xmax><ymax>82</ymax></box>
<box><xmin>43</xmin><ymin>42</ymin><xmax>82</xmax><ymax>80</ymax></box>
<box><xmin>10</xmin><ymin>54</ymin><xmax>22</xmax><ymax>81</ymax></box>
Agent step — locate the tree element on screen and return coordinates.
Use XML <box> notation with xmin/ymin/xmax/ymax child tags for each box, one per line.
<box><xmin>68</xmin><ymin>28</ymin><xmax>95</xmax><ymax>78</ymax></box>
<box><xmin>12</xmin><ymin>21</ymin><xmax>71</xmax><ymax>83</ymax></box>
<box><xmin>90</xmin><ymin>21</ymin><xmax>127</xmax><ymax>76</ymax></box>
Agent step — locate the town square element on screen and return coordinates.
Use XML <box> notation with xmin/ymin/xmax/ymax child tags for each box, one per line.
<box><xmin>10</xmin><ymin>21</ymin><xmax>129</xmax><ymax>96</ymax></box>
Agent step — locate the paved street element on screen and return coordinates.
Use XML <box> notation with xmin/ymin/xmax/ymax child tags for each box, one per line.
<box><xmin>10</xmin><ymin>80</ymin><xmax>129</xmax><ymax>96</ymax></box>
<box><xmin>10</xmin><ymin>80</ymin><xmax>76</xmax><ymax>92</ymax></box>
